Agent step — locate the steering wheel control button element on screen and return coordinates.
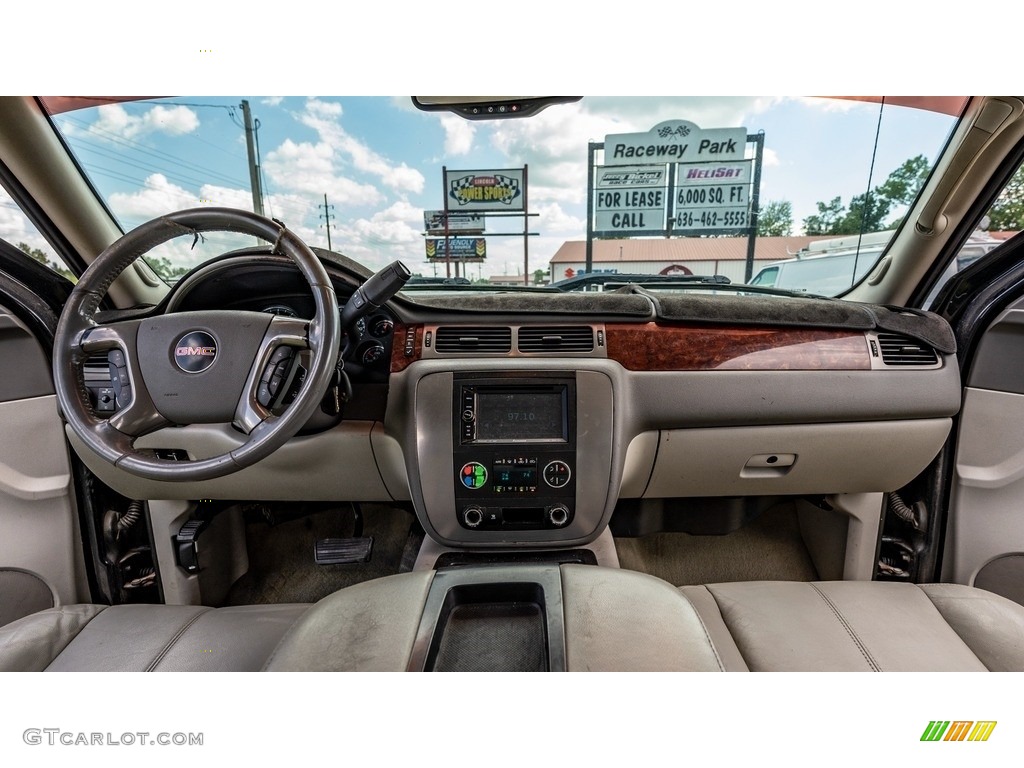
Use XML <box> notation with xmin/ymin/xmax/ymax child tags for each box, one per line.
<box><xmin>107</xmin><ymin>349</ymin><xmax>125</xmax><ymax>367</ymax></box>
<box><xmin>543</xmin><ymin>460</ymin><xmax>572</xmax><ymax>488</ymax></box>
<box><xmin>460</xmin><ymin>462</ymin><xmax>488</xmax><ymax>489</ymax></box>
<box><xmin>173</xmin><ymin>330</ymin><xmax>218</xmax><ymax>373</ymax></box>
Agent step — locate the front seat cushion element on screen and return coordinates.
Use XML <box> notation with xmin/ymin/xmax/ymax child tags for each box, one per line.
<box><xmin>0</xmin><ymin>603</ymin><xmax>309</xmax><ymax>671</ymax></box>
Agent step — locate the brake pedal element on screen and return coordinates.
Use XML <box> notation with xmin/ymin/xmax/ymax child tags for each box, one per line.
<box><xmin>314</xmin><ymin>537</ymin><xmax>373</xmax><ymax>565</ymax></box>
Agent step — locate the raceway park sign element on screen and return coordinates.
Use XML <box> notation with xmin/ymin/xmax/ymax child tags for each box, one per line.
<box><xmin>445</xmin><ymin>169</ymin><xmax>525</xmax><ymax>212</ymax></box>
<box><xmin>604</xmin><ymin>120</ymin><xmax>746</xmax><ymax>166</ymax></box>
<box><xmin>593</xmin><ymin>121</ymin><xmax>754</xmax><ymax>235</ymax></box>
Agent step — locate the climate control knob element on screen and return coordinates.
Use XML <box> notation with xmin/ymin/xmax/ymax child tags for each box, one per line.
<box><xmin>548</xmin><ymin>505</ymin><xmax>570</xmax><ymax>527</ymax></box>
<box><xmin>463</xmin><ymin>506</ymin><xmax>484</xmax><ymax>528</ymax></box>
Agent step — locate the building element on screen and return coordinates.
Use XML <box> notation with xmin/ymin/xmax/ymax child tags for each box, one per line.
<box><xmin>550</xmin><ymin>236</ymin><xmax>822</xmax><ymax>283</ymax></box>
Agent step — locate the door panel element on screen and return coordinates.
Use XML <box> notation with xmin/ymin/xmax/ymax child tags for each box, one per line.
<box><xmin>0</xmin><ymin>305</ymin><xmax>86</xmax><ymax>616</ymax></box>
<box><xmin>944</xmin><ymin>299</ymin><xmax>1024</xmax><ymax>604</ymax></box>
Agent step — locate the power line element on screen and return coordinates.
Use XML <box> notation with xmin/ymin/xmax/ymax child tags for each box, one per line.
<box><xmin>319</xmin><ymin>195</ymin><xmax>335</xmax><ymax>251</ymax></box>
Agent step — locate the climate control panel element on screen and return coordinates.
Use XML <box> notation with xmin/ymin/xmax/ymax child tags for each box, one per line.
<box><xmin>454</xmin><ymin>453</ymin><xmax>576</xmax><ymax>530</ymax></box>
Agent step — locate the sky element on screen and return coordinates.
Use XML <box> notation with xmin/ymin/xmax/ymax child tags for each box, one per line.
<box><xmin>5</xmin><ymin>95</ymin><xmax>959</xmax><ymax>280</ymax></box>
<box><xmin>0</xmin><ymin>3</ymin><xmax>990</xmax><ymax>281</ymax></box>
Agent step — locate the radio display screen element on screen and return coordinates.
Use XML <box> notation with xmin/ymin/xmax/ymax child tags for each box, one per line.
<box><xmin>475</xmin><ymin>389</ymin><xmax>566</xmax><ymax>442</ymax></box>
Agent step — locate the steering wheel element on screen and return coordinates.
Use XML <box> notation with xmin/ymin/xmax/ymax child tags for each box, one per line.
<box><xmin>53</xmin><ymin>208</ymin><xmax>340</xmax><ymax>481</ymax></box>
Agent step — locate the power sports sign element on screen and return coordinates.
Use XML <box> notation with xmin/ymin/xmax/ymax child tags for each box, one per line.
<box><xmin>592</xmin><ymin>120</ymin><xmax>756</xmax><ymax>236</ymax></box>
<box><xmin>445</xmin><ymin>169</ymin><xmax>525</xmax><ymax>212</ymax></box>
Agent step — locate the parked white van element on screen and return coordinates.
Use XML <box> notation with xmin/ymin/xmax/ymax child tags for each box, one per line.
<box><xmin>750</xmin><ymin>229</ymin><xmax>1003</xmax><ymax>296</ymax></box>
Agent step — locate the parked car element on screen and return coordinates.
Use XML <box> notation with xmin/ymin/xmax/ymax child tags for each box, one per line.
<box><xmin>750</xmin><ymin>228</ymin><xmax>1004</xmax><ymax>295</ymax></box>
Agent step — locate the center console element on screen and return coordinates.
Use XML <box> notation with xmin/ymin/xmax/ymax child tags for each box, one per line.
<box><xmin>404</xmin><ymin>366</ymin><xmax>615</xmax><ymax>547</ymax></box>
<box><xmin>453</xmin><ymin>374</ymin><xmax>577</xmax><ymax>532</ymax></box>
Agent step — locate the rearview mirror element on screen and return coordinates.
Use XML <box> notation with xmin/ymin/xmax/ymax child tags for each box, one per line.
<box><xmin>412</xmin><ymin>96</ymin><xmax>581</xmax><ymax>120</ymax></box>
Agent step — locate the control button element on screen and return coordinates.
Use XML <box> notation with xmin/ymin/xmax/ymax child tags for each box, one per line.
<box><xmin>107</xmin><ymin>349</ymin><xmax>126</xmax><ymax>367</ymax></box>
<box><xmin>460</xmin><ymin>462</ymin><xmax>488</xmax><ymax>489</ymax></box>
<box><xmin>463</xmin><ymin>506</ymin><xmax>484</xmax><ymax>528</ymax></box>
<box><xmin>257</xmin><ymin>381</ymin><xmax>273</xmax><ymax>407</ymax></box>
<box><xmin>462</xmin><ymin>409</ymin><xmax>474</xmax><ymax>422</ymax></box>
<box><xmin>543</xmin><ymin>460</ymin><xmax>572</xmax><ymax>488</ymax></box>
<box><xmin>548</xmin><ymin>505</ymin><xmax>571</xmax><ymax>527</ymax></box>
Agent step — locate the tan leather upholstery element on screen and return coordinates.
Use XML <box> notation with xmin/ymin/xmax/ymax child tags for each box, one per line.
<box><xmin>561</xmin><ymin>565</ymin><xmax>724</xmax><ymax>671</ymax></box>
<box><xmin>2</xmin><ymin>571</ymin><xmax>1023</xmax><ymax>672</ymax></box>
<box><xmin>681</xmin><ymin>581</ymin><xmax>1024</xmax><ymax>671</ymax></box>
<box><xmin>0</xmin><ymin>603</ymin><xmax>308</xmax><ymax>671</ymax></box>
<box><xmin>265</xmin><ymin>571</ymin><xmax>435</xmax><ymax>671</ymax></box>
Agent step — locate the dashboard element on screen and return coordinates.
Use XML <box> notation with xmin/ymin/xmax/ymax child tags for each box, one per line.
<box><xmin>71</xmin><ymin>251</ymin><xmax>963</xmax><ymax>557</ymax></box>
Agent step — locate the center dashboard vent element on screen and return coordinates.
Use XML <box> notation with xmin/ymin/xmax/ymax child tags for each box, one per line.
<box><xmin>877</xmin><ymin>332</ymin><xmax>939</xmax><ymax>366</ymax></box>
<box><xmin>435</xmin><ymin>326</ymin><xmax>512</xmax><ymax>354</ymax></box>
<box><xmin>517</xmin><ymin>326</ymin><xmax>594</xmax><ymax>353</ymax></box>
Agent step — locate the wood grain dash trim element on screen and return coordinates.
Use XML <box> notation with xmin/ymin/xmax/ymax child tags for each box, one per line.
<box><xmin>605</xmin><ymin>323</ymin><xmax>871</xmax><ymax>371</ymax></box>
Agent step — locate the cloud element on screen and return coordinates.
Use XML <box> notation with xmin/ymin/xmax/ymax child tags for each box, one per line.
<box><xmin>535</xmin><ymin>202</ymin><xmax>585</xmax><ymax>234</ymax></box>
<box><xmin>108</xmin><ymin>173</ymin><xmax>197</xmax><ymax>221</ymax></box>
<box><xmin>261</xmin><ymin>97</ymin><xmax>284</xmax><ymax>107</ymax></box>
<box><xmin>263</xmin><ymin>139</ymin><xmax>385</xmax><ymax>207</ymax></box>
<box><xmin>90</xmin><ymin>104</ymin><xmax>199</xmax><ymax>140</ymax></box>
<box><xmin>439</xmin><ymin>114</ymin><xmax>475</xmax><ymax>155</ymax></box>
<box><xmin>297</xmin><ymin>98</ymin><xmax>425</xmax><ymax>194</ymax></box>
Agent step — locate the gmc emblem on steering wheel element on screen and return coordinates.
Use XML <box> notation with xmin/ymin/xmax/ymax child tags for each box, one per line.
<box><xmin>173</xmin><ymin>331</ymin><xmax>218</xmax><ymax>373</ymax></box>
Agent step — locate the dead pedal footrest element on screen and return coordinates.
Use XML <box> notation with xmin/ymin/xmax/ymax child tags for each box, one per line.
<box><xmin>314</xmin><ymin>537</ymin><xmax>373</xmax><ymax>565</ymax></box>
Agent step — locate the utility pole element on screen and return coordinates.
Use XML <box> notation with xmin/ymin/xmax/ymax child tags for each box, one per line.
<box><xmin>240</xmin><ymin>100</ymin><xmax>265</xmax><ymax>216</ymax></box>
<box><xmin>319</xmin><ymin>194</ymin><xmax>335</xmax><ymax>251</ymax></box>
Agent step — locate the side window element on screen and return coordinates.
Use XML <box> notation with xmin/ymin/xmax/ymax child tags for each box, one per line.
<box><xmin>924</xmin><ymin>163</ymin><xmax>1023</xmax><ymax>307</ymax></box>
<box><xmin>0</xmin><ymin>185</ymin><xmax>75</xmax><ymax>281</ymax></box>
<box><xmin>751</xmin><ymin>266</ymin><xmax>778</xmax><ymax>286</ymax></box>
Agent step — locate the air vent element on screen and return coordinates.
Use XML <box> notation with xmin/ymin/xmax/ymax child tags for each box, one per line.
<box><xmin>518</xmin><ymin>326</ymin><xmax>594</xmax><ymax>353</ymax></box>
<box><xmin>435</xmin><ymin>326</ymin><xmax>512</xmax><ymax>354</ymax></box>
<box><xmin>877</xmin><ymin>332</ymin><xmax>939</xmax><ymax>366</ymax></box>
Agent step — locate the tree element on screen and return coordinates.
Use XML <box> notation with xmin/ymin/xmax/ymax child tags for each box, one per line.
<box><xmin>877</xmin><ymin>155</ymin><xmax>930</xmax><ymax>207</ymax></box>
<box><xmin>756</xmin><ymin>200</ymin><xmax>793</xmax><ymax>236</ymax></box>
<box><xmin>16</xmin><ymin>242</ymin><xmax>75</xmax><ymax>281</ymax></box>
<box><xmin>146</xmin><ymin>256</ymin><xmax>191</xmax><ymax>282</ymax></box>
<box><xmin>836</xmin><ymin>190</ymin><xmax>890</xmax><ymax>234</ymax></box>
<box><xmin>532</xmin><ymin>268</ymin><xmax>548</xmax><ymax>286</ymax></box>
<box><xmin>803</xmin><ymin>155</ymin><xmax>932</xmax><ymax>236</ymax></box>
<box><xmin>803</xmin><ymin>197</ymin><xmax>846</xmax><ymax>235</ymax></box>
<box><xmin>987</xmin><ymin>164</ymin><xmax>1024</xmax><ymax>232</ymax></box>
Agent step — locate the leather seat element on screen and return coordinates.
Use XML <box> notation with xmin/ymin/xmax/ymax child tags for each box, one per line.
<box><xmin>0</xmin><ymin>603</ymin><xmax>309</xmax><ymax>672</ymax></box>
<box><xmin>2</xmin><ymin>568</ymin><xmax>1023</xmax><ymax>671</ymax></box>
<box><xmin>681</xmin><ymin>581</ymin><xmax>1024</xmax><ymax>671</ymax></box>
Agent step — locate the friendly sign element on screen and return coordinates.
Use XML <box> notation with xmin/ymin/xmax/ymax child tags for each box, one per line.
<box><xmin>425</xmin><ymin>237</ymin><xmax>487</xmax><ymax>261</ymax></box>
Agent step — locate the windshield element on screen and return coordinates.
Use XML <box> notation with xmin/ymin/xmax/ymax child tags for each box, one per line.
<box><xmin>43</xmin><ymin>97</ymin><xmax>963</xmax><ymax>296</ymax></box>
